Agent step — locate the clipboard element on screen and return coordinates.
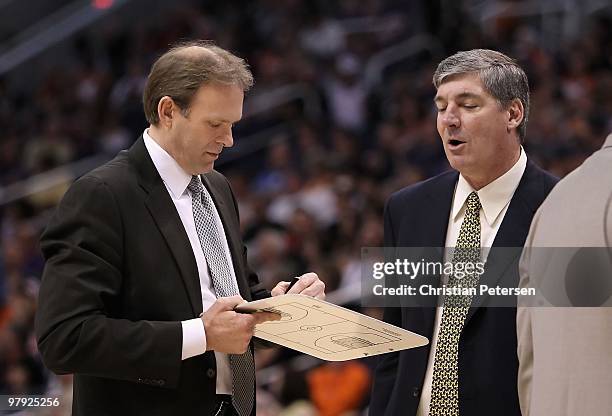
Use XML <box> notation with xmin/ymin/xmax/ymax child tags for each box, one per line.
<box><xmin>236</xmin><ymin>294</ymin><xmax>428</xmax><ymax>361</ymax></box>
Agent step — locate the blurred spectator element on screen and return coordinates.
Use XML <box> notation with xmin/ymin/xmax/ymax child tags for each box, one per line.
<box><xmin>307</xmin><ymin>361</ymin><xmax>371</xmax><ymax>416</ymax></box>
<box><xmin>324</xmin><ymin>54</ymin><xmax>368</xmax><ymax>132</ymax></box>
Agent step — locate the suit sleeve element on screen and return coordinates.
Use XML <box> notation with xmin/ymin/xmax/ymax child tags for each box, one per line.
<box><xmin>35</xmin><ymin>175</ymin><xmax>183</xmax><ymax>388</ymax></box>
<box><xmin>517</xmin><ymin>208</ymin><xmax>541</xmax><ymax>416</ymax></box>
<box><xmin>606</xmin><ymin>189</ymin><xmax>612</xmax><ymax>249</ymax></box>
<box><xmin>369</xmin><ymin>197</ymin><xmax>401</xmax><ymax>415</ymax></box>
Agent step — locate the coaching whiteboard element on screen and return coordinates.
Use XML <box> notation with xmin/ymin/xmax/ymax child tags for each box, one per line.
<box><xmin>235</xmin><ymin>294</ymin><xmax>428</xmax><ymax>361</ymax></box>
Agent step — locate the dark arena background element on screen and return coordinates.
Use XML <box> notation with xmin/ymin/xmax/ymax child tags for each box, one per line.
<box><xmin>0</xmin><ymin>0</ymin><xmax>611</xmax><ymax>415</ymax></box>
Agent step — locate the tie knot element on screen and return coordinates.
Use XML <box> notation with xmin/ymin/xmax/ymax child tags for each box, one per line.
<box><xmin>187</xmin><ymin>175</ymin><xmax>203</xmax><ymax>196</ymax></box>
<box><xmin>466</xmin><ymin>191</ymin><xmax>481</xmax><ymax>212</ymax></box>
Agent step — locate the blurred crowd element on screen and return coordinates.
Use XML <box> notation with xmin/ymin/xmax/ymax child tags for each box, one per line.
<box><xmin>0</xmin><ymin>0</ymin><xmax>611</xmax><ymax>414</ymax></box>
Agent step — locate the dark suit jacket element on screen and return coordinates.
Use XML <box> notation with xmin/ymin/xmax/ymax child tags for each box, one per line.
<box><xmin>35</xmin><ymin>137</ymin><xmax>269</xmax><ymax>416</ymax></box>
<box><xmin>369</xmin><ymin>160</ymin><xmax>557</xmax><ymax>416</ymax></box>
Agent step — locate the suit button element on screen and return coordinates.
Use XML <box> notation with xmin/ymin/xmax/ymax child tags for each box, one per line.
<box><xmin>412</xmin><ymin>387</ymin><xmax>420</xmax><ymax>397</ymax></box>
<box><xmin>206</xmin><ymin>368</ymin><xmax>216</xmax><ymax>379</ymax></box>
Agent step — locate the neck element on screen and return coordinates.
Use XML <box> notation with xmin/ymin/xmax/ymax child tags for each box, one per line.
<box><xmin>147</xmin><ymin>125</ymin><xmax>198</xmax><ymax>175</ymax></box>
<box><xmin>147</xmin><ymin>125</ymin><xmax>169</xmax><ymax>151</ymax></box>
<box><xmin>462</xmin><ymin>147</ymin><xmax>521</xmax><ymax>190</ymax></box>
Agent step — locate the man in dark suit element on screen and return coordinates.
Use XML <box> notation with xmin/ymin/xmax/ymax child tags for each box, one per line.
<box><xmin>35</xmin><ymin>41</ymin><xmax>325</xmax><ymax>416</ymax></box>
<box><xmin>369</xmin><ymin>49</ymin><xmax>557</xmax><ymax>416</ymax></box>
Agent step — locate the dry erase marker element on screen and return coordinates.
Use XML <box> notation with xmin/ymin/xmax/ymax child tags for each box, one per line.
<box><xmin>286</xmin><ymin>277</ymin><xmax>300</xmax><ymax>292</ymax></box>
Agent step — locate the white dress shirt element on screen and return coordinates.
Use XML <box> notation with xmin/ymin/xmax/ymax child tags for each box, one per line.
<box><xmin>143</xmin><ymin>129</ymin><xmax>234</xmax><ymax>394</ymax></box>
<box><xmin>417</xmin><ymin>148</ymin><xmax>527</xmax><ymax>415</ymax></box>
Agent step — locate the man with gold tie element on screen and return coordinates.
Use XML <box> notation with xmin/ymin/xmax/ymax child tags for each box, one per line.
<box><xmin>370</xmin><ymin>49</ymin><xmax>557</xmax><ymax>416</ymax></box>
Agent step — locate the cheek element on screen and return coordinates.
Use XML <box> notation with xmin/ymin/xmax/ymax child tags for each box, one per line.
<box><xmin>436</xmin><ymin>117</ymin><xmax>445</xmax><ymax>138</ymax></box>
<box><xmin>200</xmin><ymin>127</ymin><xmax>219</xmax><ymax>146</ymax></box>
<box><xmin>479</xmin><ymin>111</ymin><xmax>506</xmax><ymax>134</ymax></box>
<box><xmin>182</xmin><ymin>136</ymin><xmax>204</xmax><ymax>158</ymax></box>
<box><xmin>465</xmin><ymin>116</ymin><xmax>494</xmax><ymax>141</ymax></box>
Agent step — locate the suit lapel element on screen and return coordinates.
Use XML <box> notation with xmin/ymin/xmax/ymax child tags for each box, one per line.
<box><xmin>417</xmin><ymin>172</ymin><xmax>457</xmax><ymax>332</ymax></box>
<box><xmin>201</xmin><ymin>174</ymin><xmax>252</xmax><ymax>301</ymax></box>
<box><xmin>129</xmin><ymin>137</ymin><xmax>203</xmax><ymax>316</ymax></box>
<box><xmin>145</xmin><ymin>184</ymin><xmax>203</xmax><ymax>315</ymax></box>
<box><xmin>465</xmin><ymin>161</ymin><xmax>543</xmax><ymax>324</ymax></box>
<box><xmin>421</xmin><ymin>173</ymin><xmax>457</xmax><ymax>248</ymax></box>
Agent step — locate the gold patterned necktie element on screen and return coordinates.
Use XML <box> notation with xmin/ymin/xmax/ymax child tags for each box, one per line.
<box><xmin>429</xmin><ymin>191</ymin><xmax>482</xmax><ymax>416</ymax></box>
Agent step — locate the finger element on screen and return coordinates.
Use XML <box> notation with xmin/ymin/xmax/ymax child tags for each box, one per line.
<box><xmin>217</xmin><ymin>295</ymin><xmax>246</xmax><ymax>310</ymax></box>
<box><xmin>286</xmin><ymin>278</ymin><xmax>309</xmax><ymax>294</ymax></box>
<box><xmin>288</xmin><ymin>273</ymin><xmax>319</xmax><ymax>294</ymax></box>
<box><xmin>296</xmin><ymin>280</ymin><xmax>325</xmax><ymax>298</ymax></box>
<box><xmin>252</xmin><ymin>311</ymin><xmax>281</xmax><ymax>324</ymax></box>
<box><xmin>271</xmin><ymin>281</ymin><xmax>290</xmax><ymax>297</ymax></box>
<box><xmin>300</xmin><ymin>283</ymin><xmax>325</xmax><ymax>297</ymax></box>
<box><xmin>299</xmin><ymin>272</ymin><xmax>318</xmax><ymax>285</ymax></box>
<box><xmin>300</xmin><ymin>272</ymin><xmax>319</xmax><ymax>280</ymax></box>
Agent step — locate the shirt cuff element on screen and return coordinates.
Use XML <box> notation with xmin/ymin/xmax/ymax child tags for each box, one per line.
<box><xmin>181</xmin><ymin>318</ymin><xmax>206</xmax><ymax>360</ymax></box>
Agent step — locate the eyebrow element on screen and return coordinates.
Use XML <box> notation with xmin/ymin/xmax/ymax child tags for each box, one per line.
<box><xmin>208</xmin><ymin>118</ymin><xmax>240</xmax><ymax>124</ymax></box>
<box><xmin>434</xmin><ymin>92</ymin><xmax>482</xmax><ymax>103</ymax></box>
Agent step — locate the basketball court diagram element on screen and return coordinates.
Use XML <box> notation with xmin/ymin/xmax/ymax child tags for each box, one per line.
<box><xmin>236</xmin><ymin>294</ymin><xmax>428</xmax><ymax>361</ymax></box>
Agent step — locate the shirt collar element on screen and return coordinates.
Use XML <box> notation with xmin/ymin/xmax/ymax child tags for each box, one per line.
<box><xmin>142</xmin><ymin>129</ymin><xmax>192</xmax><ymax>200</ymax></box>
<box><xmin>452</xmin><ymin>147</ymin><xmax>527</xmax><ymax>226</ymax></box>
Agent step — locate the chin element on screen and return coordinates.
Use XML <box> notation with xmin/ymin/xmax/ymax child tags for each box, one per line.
<box><xmin>447</xmin><ymin>157</ymin><xmax>462</xmax><ymax>171</ymax></box>
<box><xmin>200</xmin><ymin>163</ymin><xmax>215</xmax><ymax>173</ymax></box>
<box><xmin>448</xmin><ymin>159</ymin><xmax>474</xmax><ymax>176</ymax></box>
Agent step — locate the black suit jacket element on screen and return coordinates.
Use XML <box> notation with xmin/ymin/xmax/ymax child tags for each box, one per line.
<box><xmin>35</xmin><ymin>137</ymin><xmax>269</xmax><ymax>416</ymax></box>
<box><xmin>369</xmin><ymin>160</ymin><xmax>557</xmax><ymax>416</ymax></box>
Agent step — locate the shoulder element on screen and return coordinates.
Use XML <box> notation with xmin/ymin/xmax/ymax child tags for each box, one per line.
<box><xmin>55</xmin><ymin>151</ymin><xmax>137</xmax><ymax>218</ymax></box>
<box><xmin>387</xmin><ymin>169</ymin><xmax>457</xmax><ymax>209</ymax></box>
<box><xmin>42</xmin><ymin>155</ymin><xmax>130</xmax><ymax>246</ymax></box>
<box><xmin>526</xmin><ymin>160</ymin><xmax>558</xmax><ymax>192</ymax></box>
<box><xmin>64</xmin><ymin>151</ymin><xmax>132</xmax><ymax>192</ymax></box>
<box><xmin>84</xmin><ymin>151</ymin><xmax>132</xmax><ymax>186</ymax></box>
<box><xmin>521</xmin><ymin>159</ymin><xmax>559</xmax><ymax>209</ymax></box>
<box><xmin>71</xmin><ymin>151</ymin><xmax>142</xmax><ymax>201</ymax></box>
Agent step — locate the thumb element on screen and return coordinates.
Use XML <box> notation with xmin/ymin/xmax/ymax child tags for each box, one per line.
<box><xmin>214</xmin><ymin>295</ymin><xmax>246</xmax><ymax>312</ymax></box>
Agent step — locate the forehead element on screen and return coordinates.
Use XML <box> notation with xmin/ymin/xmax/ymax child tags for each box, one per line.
<box><xmin>189</xmin><ymin>82</ymin><xmax>244</xmax><ymax>121</ymax></box>
<box><xmin>434</xmin><ymin>73</ymin><xmax>490</xmax><ymax>101</ymax></box>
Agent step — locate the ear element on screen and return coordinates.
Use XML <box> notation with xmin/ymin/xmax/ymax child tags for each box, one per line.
<box><xmin>157</xmin><ymin>96</ymin><xmax>176</xmax><ymax>128</ymax></box>
<box><xmin>507</xmin><ymin>98</ymin><xmax>524</xmax><ymax>132</ymax></box>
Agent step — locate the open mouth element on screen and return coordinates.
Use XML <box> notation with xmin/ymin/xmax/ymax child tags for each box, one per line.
<box><xmin>448</xmin><ymin>139</ymin><xmax>466</xmax><ymax>147</ymax></box>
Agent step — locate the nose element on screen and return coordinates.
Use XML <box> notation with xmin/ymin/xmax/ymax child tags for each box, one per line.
<box><xmin>440</xmin><ymin>106</ymin><xmax>460</xmax><ymax>129</ymax></box>
<box><xmin>221</xmin><ymin>127</ymin><xmax>234</xmax><ymax>148</ymax></box>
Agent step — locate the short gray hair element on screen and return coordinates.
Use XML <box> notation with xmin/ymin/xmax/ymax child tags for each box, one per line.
<box><xmin>143</xmin><ymin>40</ymin><xmax>254</xmax><ymax>125</ymax></box>
<box><xmin>433</xmin><ymin>49</ymin><xmax>530</xmax><ymax>141</ymax></box>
